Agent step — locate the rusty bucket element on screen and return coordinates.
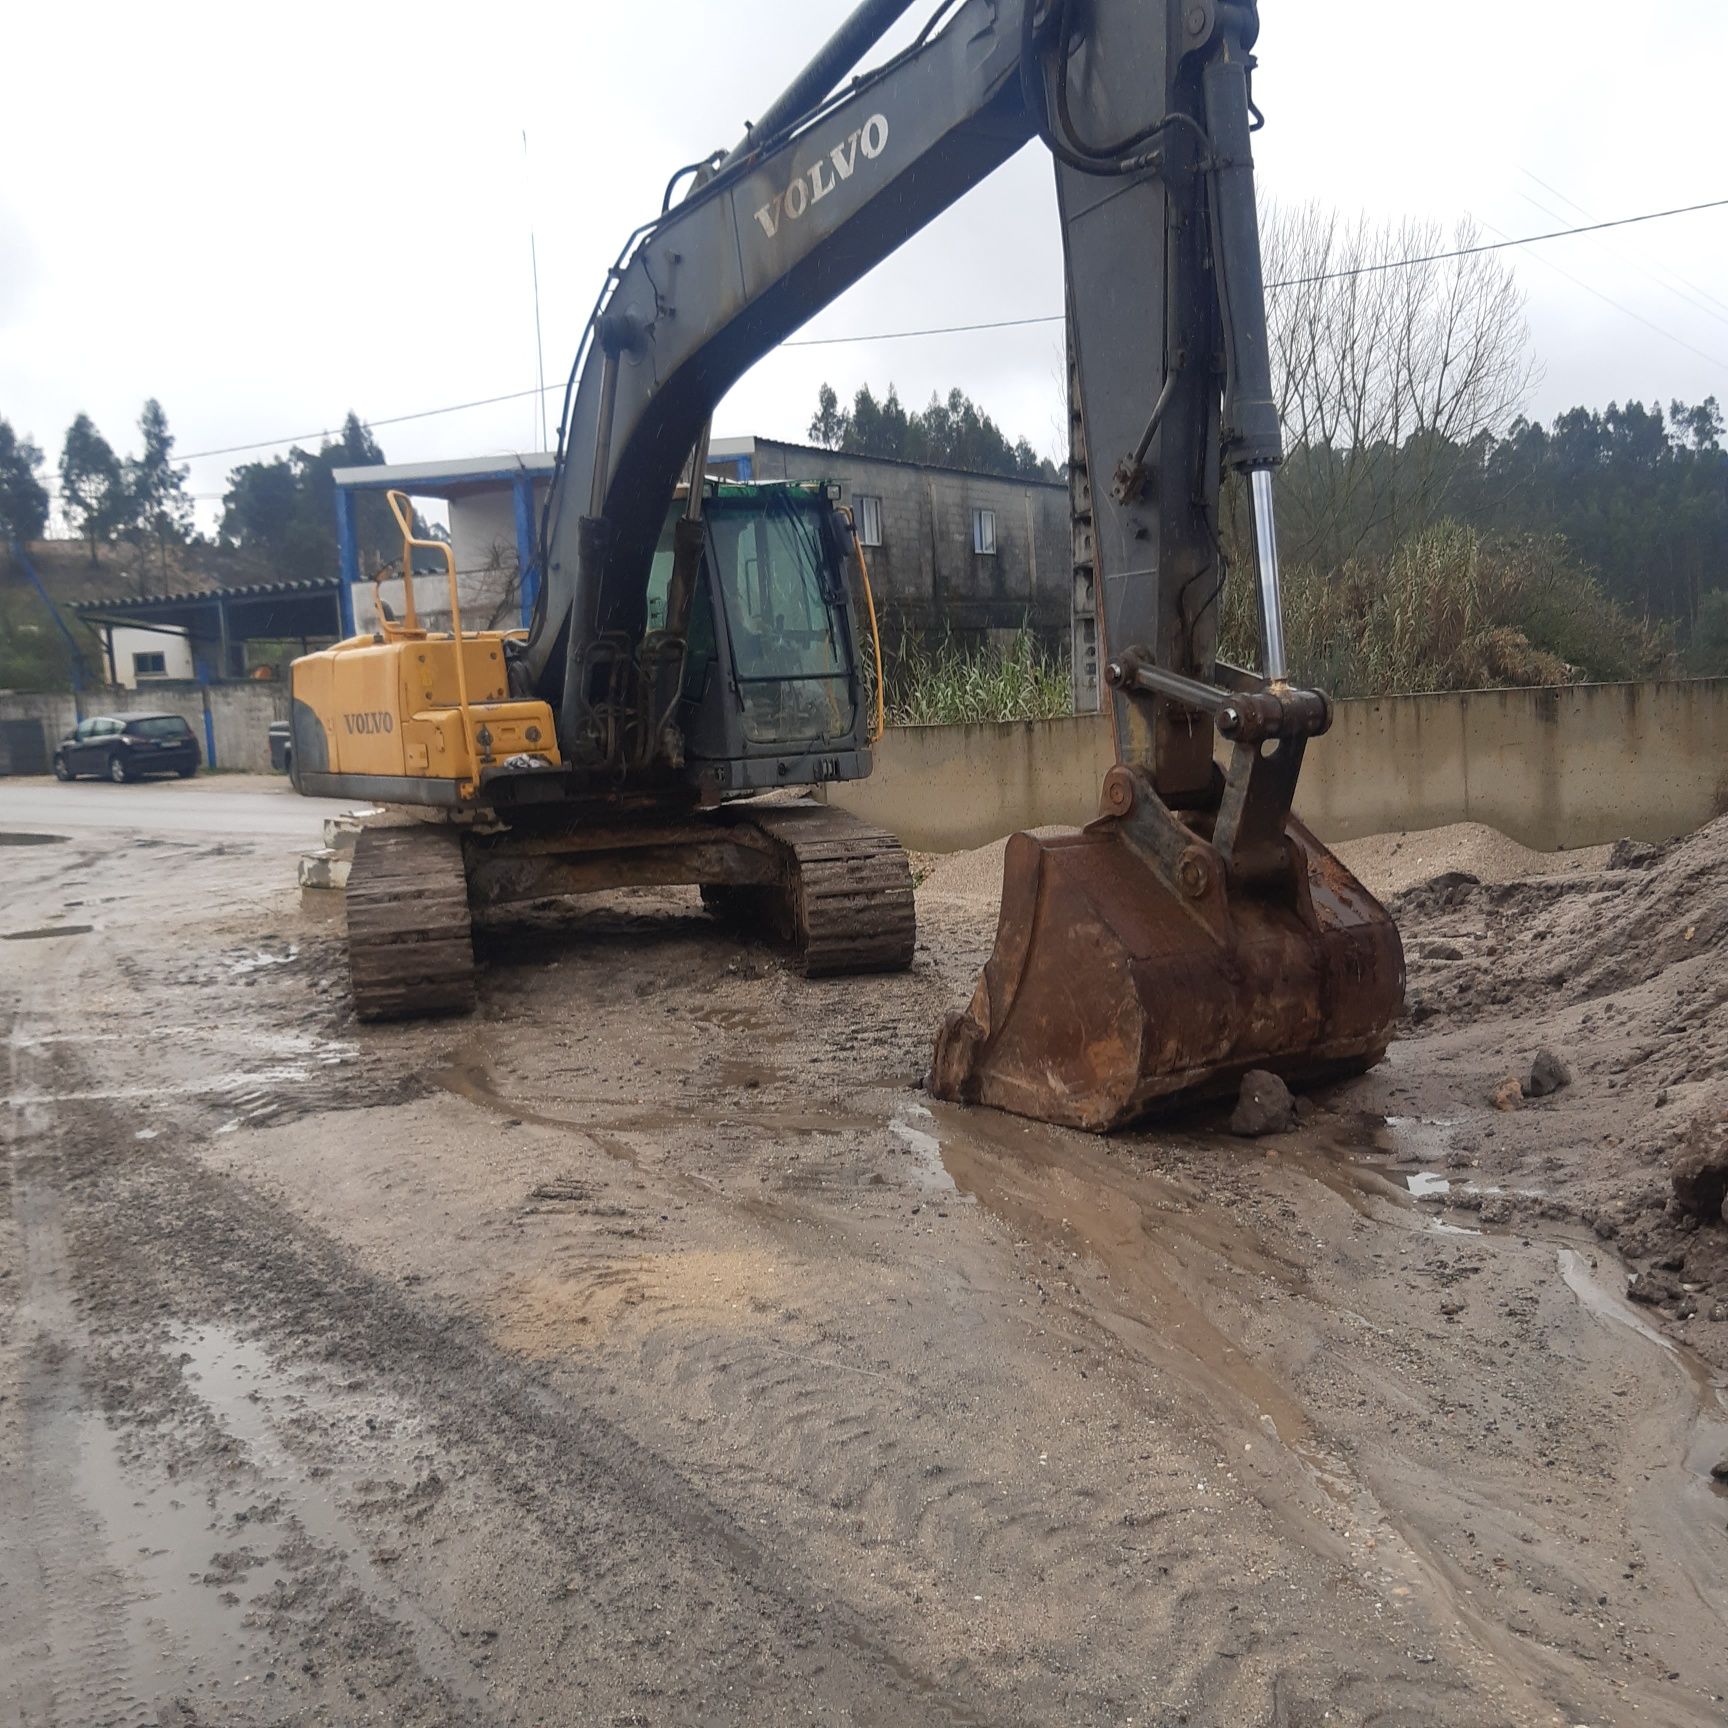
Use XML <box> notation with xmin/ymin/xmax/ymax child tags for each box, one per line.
<box><xmin>929</xmin><ymin>809</ymin><xmax>1404</xmax><ymax>1133</ymax></box>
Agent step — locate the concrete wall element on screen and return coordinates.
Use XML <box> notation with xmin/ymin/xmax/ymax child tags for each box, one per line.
<box><xmin>7</xmin><ymin>675</ymin><xmax>1724</xmax><ymax>846</ymax></box>
<box><xmin>0</xmin><ymin>682</ymin><xmax>290</xmax><ymax>774</ymax></box>
<box><xmin>827</xmin><ymin>678</ymin><xmax>1728</xmax><ymax>853</ymax></box>
<box><xmin>711</xmin><ymin>439</ymin><xmax>1070</xmax><ymax>654</ymax></box>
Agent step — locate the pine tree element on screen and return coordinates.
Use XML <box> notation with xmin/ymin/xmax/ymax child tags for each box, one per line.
<box><xmin>0</xmin><ymin>416</ymin><xmax>51</xmax><ymax>542</ymax></box>
<box><xmin>126</xmin><ymin>398</ymin><xmax>193</xmax><ymax>571</ymax></box>
<box><xmin>58</xmin><ymin>413</ymin><xmax>125</xmax><ymax>564</ymax></box>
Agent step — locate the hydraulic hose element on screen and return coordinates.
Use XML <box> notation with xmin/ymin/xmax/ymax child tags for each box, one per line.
<box><xmin>1019</xmin><ymin>0</ymin><xmax>1210</xmax><ymax>178</ymax></box>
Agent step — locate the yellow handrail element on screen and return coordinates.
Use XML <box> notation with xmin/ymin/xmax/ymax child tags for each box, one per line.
<box><xmin>844</xmin><ymin>508</ymin><xmax>886</xmax><ymax>744</ymax></box>
<box><xmin>384</xmin><ymin>489</ymin><xmax>483</xmax><ymax>782</ymax></box>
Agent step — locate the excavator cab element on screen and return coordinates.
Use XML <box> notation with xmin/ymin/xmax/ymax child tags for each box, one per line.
<box><xmin>643</xmin><ymin>481</ymin><xmax>877</xmax><ymax>793</ymax></box>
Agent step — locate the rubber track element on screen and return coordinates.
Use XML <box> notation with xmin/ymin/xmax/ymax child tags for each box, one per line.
<box><xmin>345</xmin><ymin>826</ymin><xmax>477</xmax><ymax>1021</ymax></box>
<box><xmin>745</xmin><ymin>805</ymin><xmax>916</xmax><ymax>976</ymax></box>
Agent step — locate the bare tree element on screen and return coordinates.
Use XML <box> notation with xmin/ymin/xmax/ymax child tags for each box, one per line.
<box><xmin>1260</xmin><ymin>204</ymin><xmax>1536</xmax><ymax>570</ymax></box>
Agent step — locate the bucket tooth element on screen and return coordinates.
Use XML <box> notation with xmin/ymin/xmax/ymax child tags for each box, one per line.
<box><xmin>930</xmin><ymin>816</ymin><xmax>1403</xmax><ymax>1132</ymax></box>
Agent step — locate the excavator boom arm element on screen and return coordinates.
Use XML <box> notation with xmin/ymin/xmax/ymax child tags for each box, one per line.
<box><xmin>529</xmin><ymin>0</ymin><xmax>1031</xmax><ymax>743</ymax></box>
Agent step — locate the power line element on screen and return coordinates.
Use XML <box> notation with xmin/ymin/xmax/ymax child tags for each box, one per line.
<box><xmin>168</xmin><ymin>190</ymin><xmax>1728</xmax><ymax>468</ymax></box>
<box><xmin>1474</xmin><ymin>212</ymin><xmax>1728</xmax><ymax>372</ymax></box>
<box><xmin>176</xmin><ymin>385</ymin><xmax>555</xmax><ymax>463</ymax></box>
<box><xmin>789</xmin><ymin>193</ymin><xmax>1728</xmax><ymax>346</ymax></box>
<box><xmin>785</xmin><ymin>312</ymin><xmax>1063</xmax><ymax>348</ymax></box>
<box><xmin>1516</xmin><ymin>169</ymin><xmax>1728</xmax><ymax>331</ymax></box>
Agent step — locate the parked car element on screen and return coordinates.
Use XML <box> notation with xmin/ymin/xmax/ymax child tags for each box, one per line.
<box><xmin>53</xmin><ymin>712</ymin><xmax>201</xmax><ymax>783</ymax></box>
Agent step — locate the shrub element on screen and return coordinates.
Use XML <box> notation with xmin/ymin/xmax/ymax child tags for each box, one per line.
<box><xmin>1219</xmin><ymin>521</ymin><xmax>1670</xmax><ymax>696</ymax></box>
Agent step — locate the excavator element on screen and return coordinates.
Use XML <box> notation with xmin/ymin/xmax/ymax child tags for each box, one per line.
<box><xmin>288</xmin><ymin>0</ymin><xmax>1404</xmax><ymax>1130</ymax></box>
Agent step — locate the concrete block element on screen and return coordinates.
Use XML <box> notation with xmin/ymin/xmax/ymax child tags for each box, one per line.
<box><xmin>322</xmin><ymin>817</ymin><xmax>363</xmax><ymax>852</ymax></box>
<box><xmin>298</xmin><ymin>848</ymin><xmax>351</xmax><ymax>890</ymax></box>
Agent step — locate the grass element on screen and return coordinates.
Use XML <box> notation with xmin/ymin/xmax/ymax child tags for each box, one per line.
<box><xmin>884</xmin><ymin>627</ymin><xmax>1072</xmax><ymax>727</ymax></box>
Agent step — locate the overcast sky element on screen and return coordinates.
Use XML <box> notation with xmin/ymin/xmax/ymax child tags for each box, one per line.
<box><xmin>4</xmin><ymin>0</ymin><xmax>1726</xmax><ymax>533</ymax></box>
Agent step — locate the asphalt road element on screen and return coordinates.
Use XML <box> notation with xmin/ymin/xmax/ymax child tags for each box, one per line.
<box><xmin>0</xmin><ymin>774</ymin><xmax>352</xmax><ymax>842</ymax></box>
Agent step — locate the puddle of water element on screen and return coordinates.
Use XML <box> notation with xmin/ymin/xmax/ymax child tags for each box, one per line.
<box><xmin>926</xmin><ymin>1099</ymin><xmax>1316</xmax><ymax>1456</ymax></box>
<box><xmin>1558</xmin><ymin>1247</ymin><xmax>1674</xmax><ymax>1352</ymax></box>
<box><xmin>73</xmin><ymin>1408</ymin><xmax>257</xmax><ymax>1693</ymax></box>
<box><xmin>3</xmin><ymin>924</ymin><xmax>94</xmax><ymax>941</ymax></box>
<box><xmin>174</xmin><ymin>1323</ymin><xmax>491</xmax><ymax>1708</ymax></box>
<box><xmin>1406</xmin><ymin>1170</ymin><xmax>1451</xmax><ymax>1199</ymax></box>
<box><xmin>434</xmin><ymin>1044</ymin><xmax>874</xmax><ymax>1151</ymax></box>
<box><xmin>4</xmin><ymin>1058</ymin><xmax>342</xmax><ymax>1110</ymax></box>
<box><xmin>887</xmin><ymin>1101</ymin><xmax>957</xmax><ymax>1195</ymax></box>
<box><xmin>715</xmin><ymin>1057</ymin><xmax>782</xmax><ymax>1092</ymax></box>
<box><xmin>1557</xmin><ymin>1248</ymin><xmax>1728</xmax><ymax>1502</ymax></box>
<box><xmin>229</xmin><ymin>946</ymin><xmax>297</xmax><ymax>975</ymax></box>
<box><xmin>690</xmin><ymin>1005</ymin><xmax>770</xmax><ymax>1035</ymax></box>
<box><xmin>0</xmin><ymin>831</ymin><xmax>69</xmax><ymax>846</ymax></box>
<box><xmin>1378</xmin><ymin>1115</ymin><xmax>1458</xmax><ymax>1162</ymax></box>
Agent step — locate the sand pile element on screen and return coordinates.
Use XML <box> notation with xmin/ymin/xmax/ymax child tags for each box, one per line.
<box><xmin>1395</xmin><ymin>814</ymin><xmax>1728</xmax><ymax>1015</ymax></box>
<box><xmin>918</xmin><ymin>818</ymin><xmax>1627</xmax><ymax>907</ymax></box>
<box><xmin>1333</xmin><ymin>822</ymin><xmax>1613</xmax><ymax>899</ymax></box>
<box><xmin>915</xmin><ymin>827</ymin><xmax>1077</xmax><ymax>906</ymax></box>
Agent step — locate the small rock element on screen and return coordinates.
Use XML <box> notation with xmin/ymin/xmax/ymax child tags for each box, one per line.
<box><xmin>1627</xmin><ymin>1271</ymin><xmax>1681</xmax><ymax>1307</ymax></box>
<box><xmin>1426</xmin><ymin>869</ymin><xmax>1482</xmax><ymax>893</ymax></box>
<box><xmin>1670</xmin><ymin>1139</ymin><xmax>1728</xmax><ymax>1222</ymax></box>
<box><xmin>1421</xmin><ymin>940</ymin><xmax>1465</xmax><ymax>961</ymax></box>
<box><xmin>1711</xmin><ymin>1458</ymin><xmax>1728</xmax><ymax>1483</ymax></box>
<box><xmin>1592</xmin><ymin>1215</ymin><xmax>1619</xmax><ymax>1240</ymax></box>
<box><xmin>1608</xmin><ymin>837</ymin><xmax>1661</xmax><ymax>870</ymax></box>
<box><xmin>1710</xmin><ymin>1302</ymin><xmax>1727</xmax><ymax>1323</ymax></box>
<box><xmin>1527</xmin><ymin>1049</ymin><xmax>1572</xmax><ymax>1098</ymax></box>
<box><xmin>1230</xmin><ymin>1070</ymin><xmax>1297</xmax><ymax>1138</ymax></box>
<box><xmin>1491</xmin><ymin>1075</ymin><xmax>1524</xmax><ymax>1112</ymax></box>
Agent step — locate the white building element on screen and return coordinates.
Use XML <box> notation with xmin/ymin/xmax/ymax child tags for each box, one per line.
<box><xmin>105</xmin><ymin>625</ymin><xmax>195</xmax><ymax>689</ymax></box>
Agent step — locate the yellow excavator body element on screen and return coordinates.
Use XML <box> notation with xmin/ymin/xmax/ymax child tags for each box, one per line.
<box><xmin>292</xmin><ymin>632</ymin><xmax>559</xmax><ymax>793</ymax></box>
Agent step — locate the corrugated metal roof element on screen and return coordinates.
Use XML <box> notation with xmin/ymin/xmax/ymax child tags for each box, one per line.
<box><xmin>332</xmin><ymin>453</ymin><xmax>555</xmax><ymax>489</ymax></box>
<box><xmin>73</xmin><ymin>575</ymin><xmax>338</xmax><ymax>613</ymax></box>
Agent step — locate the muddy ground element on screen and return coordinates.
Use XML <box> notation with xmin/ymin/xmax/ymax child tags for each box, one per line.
<box><xmin>2</xmin><ymin>777</ymin><xmax>1725</xmax><ymax>1727</ymax></box>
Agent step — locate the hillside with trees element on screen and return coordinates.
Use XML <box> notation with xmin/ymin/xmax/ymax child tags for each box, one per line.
<box><xmin>807</xmin><ymin>382</ymin><xmax>1059</xmax><ymax>480</ymax></box>
<box><xmin>0</xmin><ymin>402</ymin><xmax>400</xmax><ymax>692</ymax></box>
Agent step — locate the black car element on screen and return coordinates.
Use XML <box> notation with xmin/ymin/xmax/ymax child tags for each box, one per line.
<box><xmin>54</xmin><ymin>712</ymin><xmax>202</xmax><ymax>783</ymax></box>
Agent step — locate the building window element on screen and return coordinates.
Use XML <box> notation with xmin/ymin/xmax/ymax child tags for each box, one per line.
<box><xmin>133</xmin><ymin>651</ymin><xmax>167</xmax><ymax>678</ymax></box>
<box><xmin>855</xmin><ymin>494</ymin><xmax>884</xmax><ymax>548</ymax></box>
<box><xmin>972</xmin><ymin>507</ymin><xmax>997</xmax><ymax>556</ymax></box>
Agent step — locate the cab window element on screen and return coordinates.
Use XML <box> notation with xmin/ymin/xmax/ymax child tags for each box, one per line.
<box><xmin>705</xmin><ymin>492</ymin><xmax>855</xmax><ymax>745</ymax></box>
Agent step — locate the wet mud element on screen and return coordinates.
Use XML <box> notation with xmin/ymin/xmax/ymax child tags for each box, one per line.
<box><xmin>3</xmin><ymin>794</ymin><xmax>1726</xmax><ymax>1726</ymax></box>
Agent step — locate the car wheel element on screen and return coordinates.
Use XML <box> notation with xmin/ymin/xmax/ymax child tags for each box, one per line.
<box><xmin>53</xmin><ymin>755</ymin><xmax>72</xmax><ymax>782</ymax></box>
<box><xmin>107</xmin><ymin>752</ymin><xmax>130</xmax><ymax>784</ymax></box>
